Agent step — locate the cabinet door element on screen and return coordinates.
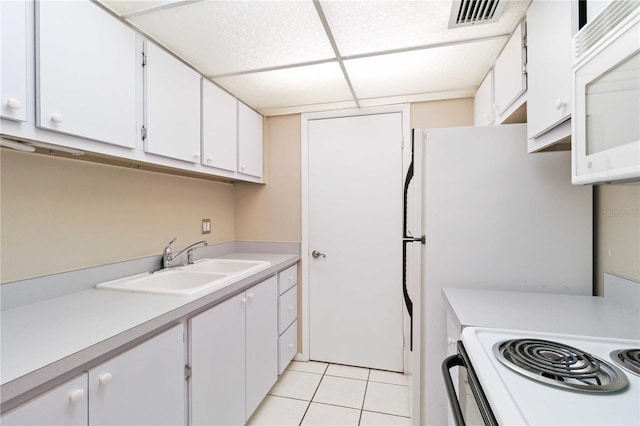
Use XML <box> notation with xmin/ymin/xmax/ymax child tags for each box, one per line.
<box><xmin>88</xmin><ymin>325</ymin><xmax>185</xmax><ymax>426</ymax></box>
<box><xmin>202</xmin><ymin>78</ymin><xmax>237</xmax><ymax>171</ymax></box>
<box><xmin>493</xmin><ymin>22</ymin><xmax>526</xmax><ymax>120</ymax></box>
<box><xmin>145</xmin><ymin>42</ymin><xmax>201</xmax><ymax>163</ymax></box>
<box><xmin>1</xmin><ymin>0</ymin><xmax>27</xmax><ymax>122</ymax></box>
<box><xmin>245</xmin><ymin>276</ymin><xmax>278</xmax><ymax>419</ymax></box>
<box><xmin>526</xmin><ymin>0</ymin><xmax>572</xmax><ymax>139</ymax></box>
<box><xmin>190</xmin><ymin>293</ymin><xmax>246</xmax><ymax>426</ymax></box>
<box><xmin>237</xmin><ymin>103</ymin><xmax>263</xmax><ymax>178</ymax></box>
<box><xmin>474</xmin><ymin>70</ymin><xmax>494</xmax><ymax>126</ymax></box>
<box><xmin>1</xmin><ymin>374</ymin><xmax>87</xmax><ymax>426</ymax></box>
<box><xmin>36</xmin><ymin>0</ymin><xmax>137</xmax><ymax>148</ymax></box>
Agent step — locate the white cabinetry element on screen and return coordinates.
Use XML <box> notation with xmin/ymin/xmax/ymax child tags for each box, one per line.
<box><xmin>277</xmin><ymin>264</ymin><xmax>298</xmax><ymax>374</ymax></box>
<box><xmin>1</xmin><ymin>0</ymin><xmax>28</xmax><ymax>122</ymax></box>
<box><xmin>493</xmin><ymin>21</ymin><xmax>527</xmax><ymax>124</ymax></box>
<box><xmin>36</xmin><ymin>0</ymin><xmax>137</xmax><ymax>148</ymax></box>
<box><xmin>88</xmin><ymin>324</ymin><xmax>185</xmax><ymax>425</ymax></box>
<box><xmin>474</xmin><ymin>70</ymin><xmax>494</xmax><ymax>126</ymax></box>
<box><xmin>245</xmin><ymin>276</ymin><xmax>279</xmax><ymax>417</ymax></box>
<box><xmin>190</xmin><ymin>276</ymin><xmax>278</xmax><ymax>425</ymax></box>
<box><xmin>202</xmin><ymin>79</ymin><xmax>238</xmax><ymax>172</ymax></box>
<box><xmin>237</xmin><ymin>103</ymin><xmax>264</xmax><ymax>179</ymax></box>
<box><xmin>526</xmin><ymin>0</ymin><xmax>573</xmax><ymax>152</ymax></box>
<box><xmin>1</xmin><ymin>375</ymin><xmax>88</xmax><ymax>426</ymax></box>
<box><xmin>144</xmin><ymin>41</ymin><xmax>201</xmax><ymax>163</ymax></box>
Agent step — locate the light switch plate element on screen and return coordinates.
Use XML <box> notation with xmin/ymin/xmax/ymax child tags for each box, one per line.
<box><xmin>201</xmin><ymin>219</ymin><xmax>211</xmax><ymax>234</ymax></box>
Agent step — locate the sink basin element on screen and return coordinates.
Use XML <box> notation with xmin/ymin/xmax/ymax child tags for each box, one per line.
<box><xmin>96</xmin><ymin>270</ymin><xmax>227</xmax><ymax>296</ymax></box>
<box><xmin>184</xmin><ymin>259</ymin><xmax>270</xmax><ymax>274</ymax></box>
<box><xmin>96</xmin><ymin>258</ymin><xmax>271</xmax><ymax>296</ymax></box>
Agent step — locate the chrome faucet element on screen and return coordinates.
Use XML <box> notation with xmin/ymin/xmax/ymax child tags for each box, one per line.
<box><xmin>162</xmin><ymin>238</ymin><xmax>208</xmax><ymax>269</ymax></box>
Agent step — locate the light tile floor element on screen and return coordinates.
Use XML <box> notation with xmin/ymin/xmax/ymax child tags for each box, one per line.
<box><xmin>248</xmin><ymin>361</ymin><xmax>411</xmax><ymax>426</ymax></box>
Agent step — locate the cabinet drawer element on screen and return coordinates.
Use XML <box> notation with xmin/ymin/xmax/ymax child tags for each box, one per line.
<box><xmin>278</xmin><ymin>264</ymin><xmax>297</xmax><ymax>295</ymax></box>
<box><xmin>278</xmin><ymin>286</ymin><xmax>297</xmax><ymax>334</ymax></box>
<box><xmin>278</xmin><ymin>320</ymin><xmax>298</xmax><ymax>375</ymax></box>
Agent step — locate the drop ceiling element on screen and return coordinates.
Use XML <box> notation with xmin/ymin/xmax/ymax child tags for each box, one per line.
<box><xmin>98</xmin><ymin>0</ymin><xmax>530</xmax><ymax>116</ymax></box>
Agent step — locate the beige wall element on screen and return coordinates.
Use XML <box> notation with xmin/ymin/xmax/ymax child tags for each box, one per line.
<box><xmin>235</xmin><ymin>114</ymin><xmax>301</xmax><ymax>242</ymax></box>
<box><xmin>411</xmin><ymin>98</ymin><xmax>475</xmax><ymax>129</ymax></box>
<box><xmin>595</xmin><ymin>184</ymin><xmax>640</xmax><ymax>295</ymax></box>
<box><xmin>0</xmin><ymin>149</ymin><xmax>235</xmax><ymax>283</ymax></box>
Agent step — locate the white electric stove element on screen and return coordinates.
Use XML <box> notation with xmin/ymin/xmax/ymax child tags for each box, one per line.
<box><xmin>455</xmin><ymin>327</ymin><xmax>640</xmax><ymax>425</ymax></box>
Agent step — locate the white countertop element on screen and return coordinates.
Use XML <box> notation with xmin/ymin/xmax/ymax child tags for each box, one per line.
<box><xmin>443</xmin><ymin>287</ymin><xmax>640</xmax><ymax>340</ymax></box>
<box><xmin>1</xmin><ymin>252</ymin><xmax>298</xmax><ymax>404</ymax></box>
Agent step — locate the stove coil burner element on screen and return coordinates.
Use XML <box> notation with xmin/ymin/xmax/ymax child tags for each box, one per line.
<box><xmin>611</xmin><ymin>349</ymin><xmax>640</xmax><ymax>376</ymax></box>
<box><xmin>493</xmin><ymin>339</ymin><xmax>629</xmax><ymax>393</ymax></box>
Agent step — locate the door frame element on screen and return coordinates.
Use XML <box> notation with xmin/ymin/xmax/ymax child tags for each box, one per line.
<box><xmin>299</xmin><ymin>104</ymin><xmax>411</xmax><ymax>365</ymax></box>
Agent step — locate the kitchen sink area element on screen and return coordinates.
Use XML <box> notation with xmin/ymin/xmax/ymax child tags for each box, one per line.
<box><xmin>96</xmin><ymin>259</ymin><xmax>271</xmax><ymax>296</ymax></box>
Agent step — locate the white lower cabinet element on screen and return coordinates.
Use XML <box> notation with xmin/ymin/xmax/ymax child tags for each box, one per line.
<box><xmin>2</xmin><ymin>325</ymin><xmax>185</xmax><ymax>426</ymax></box>
<box><xmin>88</xmin><ymin>324</ymin><xmax>186</xmax><ymax>426</ymax></box>
<box><xmin>190</xmin><ymin>276</ymin><xmax>278</xmax><ymax>425</ymax></box>
<box><xmin>1</xmin><ymin>375</ymin><xmax>88</xmax><ymax>426</ymax></box>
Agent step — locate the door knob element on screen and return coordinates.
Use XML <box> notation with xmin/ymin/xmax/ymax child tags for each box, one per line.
<box><xmin>311</xmin><ymin>250</ymin><xmax>326</xmax><ymax>259</ymax></box>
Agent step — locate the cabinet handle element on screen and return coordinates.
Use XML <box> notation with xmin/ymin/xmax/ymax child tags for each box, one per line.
<box><xmin>68</xmin><ymin>389</ymin><xmax>85</xmax><ymax>404</ymax></box>
<box><xmin>206</xmin><ymin>157</ymin><xmax>213</xmax><ymax>163</ymax></box>
<box><xmin>555</xmin><ymin>98</ymin><xmax>568</xmax><ymax>110</ymax></box>
<box><xmin>240</xmin><ymin>165</ymin><xmax>246</xmax><ymax>171</ymax></box>
<box><xmin>240</xmin><ymin>297</ymin><xmax>248</xmax><ymax>304</ymax></box>
<box><xmin>288</xmin><ymin>344</ymin><xmax>293</xmax><ymax>349</ymax></box>
<box><xmin>50</xmin><ymin>113</ymin><xmax>64</xmax><ymax>123</ymax></box>
<box><xmin>247</xmin><ymin>292</ymin><xmax>254</xmax><ymax>299</ymax></box>
<box><xmin>6</xmin><ymin>98</ymin><xmax>22</xmax><ymax>110</ymax></box>
<box><xmin>98</xmin><ymin>372</ymin><xmax>113</xmax><ymax>385</ymax></box>
<box><xmin>447</xmin><ymin>337</ymin><xmax>457</xmax><ymax>348</ymax></box>
<box><xmin>288</xmin><ymin>276</ymin><xmax>293</xmax><ymax>282</ymax></box>
<box><xmin>193</xmin><ymin>153</ymin><xmax>200</xmax><ymax>160</ymax></box>
<box><xmin>288</xmin><ymin>305</ymin><xmax>294</xmax><ymax>312</ymax></box>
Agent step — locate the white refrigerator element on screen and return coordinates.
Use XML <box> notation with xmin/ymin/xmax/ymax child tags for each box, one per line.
<box><xmin>402</xmin><ymin>124</ymin><xmax>593</xmax><ymax>425</ymax></box>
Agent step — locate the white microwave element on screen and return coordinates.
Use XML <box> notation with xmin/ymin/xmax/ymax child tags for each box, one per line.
<box><xmin>572</xmin><ymin>0</ymin><xmax>640</xmax><ymax>184</ymax></box>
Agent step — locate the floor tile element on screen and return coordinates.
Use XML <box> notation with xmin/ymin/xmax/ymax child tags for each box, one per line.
<box><xmin>325</xmin><ymin>363</ymin><xmax>370</xmax><ymax>380</ymax></box>
<box><xmin>287</xmin><ymin>360</ymin><xmax>329</xmax><ymax>375</ymax></box>
<box><xmin>300</xmin><ymin>402</ymin><xmax>360</xmax><ymax>426</ymax></box>
<box><xmin>268</xmin><ymin>370</ymin><xmax>322</xmax><ymax>401</ymax></box>
<box><xmin>363</xmin><ymin>382</ymin><xmax>411</xmax><ymax>417</ymax></box>
<box><xmin>360</xmin><ymin>410</ymin><xmax>412</xmax><ymax>425</ymax></box>
<box><xmin>312</xmin><ymin>375</ymin><xmax>367</xmax><ymax>409</ymax></box>
<box><xmin>247</xmin><ymin>395</ymin><xmax>310</xmax><ymax>426</ymax></box>
<box><xmin>368</xmin><ymin>369</ymin><xmax>410</xmax><ymax>386</ymax></box>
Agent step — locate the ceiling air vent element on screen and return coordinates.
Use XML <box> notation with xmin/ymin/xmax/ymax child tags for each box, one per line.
<box><xmin>449</xmin><ymin>0</ymin><xmax>507</xmax><ymax>28</ymax></box>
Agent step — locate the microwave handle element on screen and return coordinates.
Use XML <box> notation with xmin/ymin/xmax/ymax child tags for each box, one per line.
<box><xmin>442</xmin><ymin>353</ymin><xmax>466</xmax><ymax>426</ymax></box>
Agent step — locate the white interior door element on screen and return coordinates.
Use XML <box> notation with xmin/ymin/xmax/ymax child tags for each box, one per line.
<box><xmin>308</xmin><ymin>112</ymin><xmax>404</xmax><ymax>372</ymax></box>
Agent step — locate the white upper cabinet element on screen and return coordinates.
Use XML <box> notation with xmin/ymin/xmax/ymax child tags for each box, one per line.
<box><xmin>144</xmin><ymin>41</ymin><xmax>201</xmax><ymax>163</ymax></box>
<box><xmin>238</xmin><ymin>103</ymin><xmax>264</xmax><ymax>179</ymax></box>
<box><xmin>88</xmin><ymin>324</ymin><xmax>185</xmax><ymax>426</ymax></box>
<box><xmin>36</xmin><ymin>0</ymin><xmax>137</xmax><ymax>148</ymax></box>
<box><xmin>202</xmin><ymin>78</ymin><xmax>238</xmax><ymax>172</ymax></box>
<box><xmin>474</xmin><ymin>70</ymin><xmax>494</xmax><ymax>126</ymax></box>
<box><xmin>1</xmin><ymin>374</ymin><xmax>88</xmax><ymax>426</ymax></box>
<box><xmin>493</xmin><ymin>21</ymin><xmax>527</xmax><ymax>124</ymax></box>
<box><xmin>526</xmin><ymin>0</ymin><xmax>573</xmax><ymax>151</ymax></box>
<box><xmin>1</xmin><ymin>0</ymin><xmax>28</xmax><ymax>122</ymax></box>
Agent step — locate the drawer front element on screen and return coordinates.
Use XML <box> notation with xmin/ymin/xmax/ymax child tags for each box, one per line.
<box><xmin>278</xmin><ymin>264</ymin><xmax>297</xmax><ymax>295</ymax></box>
<box><xmin>278</xmin><ymin>320</ymin><xmax>298</xmax><ymax>375</ymax></box>
<box><xmin>278</xmin><ymin>286</ymin><xmax>297</xmax><ymax>334</ymax></box>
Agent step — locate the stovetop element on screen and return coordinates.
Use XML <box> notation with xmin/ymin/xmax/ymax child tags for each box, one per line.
<box><xmin>462</xmin><ymin>328</ymin><xmax>640</xmax><ymax>425</ymax></box>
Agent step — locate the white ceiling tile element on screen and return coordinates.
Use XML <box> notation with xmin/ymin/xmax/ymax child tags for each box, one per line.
<box><xmin>128</xmin><ymin>0</ymin><xmax>335</xmax><ymax>76</ymax></box>
<box><xmin>344</xmin><ymin>38</ymin><xmax>505</xmax><ymax>99</ymax></box>
<box><xmin>99</xmin><ymin>0</ymin><xmax>184</xmax><ymax>17</ymax></box>
<box><xmin>320</xmin><ymin>0</ymin><xmax>530</xmax><ymax>57</ymax></box>
<box><xmin>214</xmin><ymin>62</ymin><xmax>353</xmax><ymax>111</ymax></box>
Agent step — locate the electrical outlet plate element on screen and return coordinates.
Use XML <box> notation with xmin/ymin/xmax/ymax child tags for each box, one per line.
<box><xmin>202</xmin><ymin>219</ymin><xmax>211</xmax><ymax>234</ymax></box>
